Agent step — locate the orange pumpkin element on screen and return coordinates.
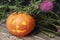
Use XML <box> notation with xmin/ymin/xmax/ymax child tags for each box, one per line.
<box><xmin>6</xmin><ymin>12</ymin><xmax>35</xmax><ymax>37</ymax></box>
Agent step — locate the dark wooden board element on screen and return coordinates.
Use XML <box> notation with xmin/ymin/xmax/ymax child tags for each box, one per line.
<box><xmin>0</xmin><ymin>24</ymin><xmax>60</xmax><ymax>40</ymax></box>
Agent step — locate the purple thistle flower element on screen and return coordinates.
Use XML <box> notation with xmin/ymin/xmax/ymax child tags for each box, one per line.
<box><xmin>58</xmin><ymin>28</ymin><xmax>60</xmax><ymax>32</ymax></box>
<box><xmin>40</xmin><ymin>0</ymin><xmax>54</xmax><ymax>12</ymax></box>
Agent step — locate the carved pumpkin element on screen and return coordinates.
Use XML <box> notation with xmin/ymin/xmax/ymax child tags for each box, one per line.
<box><xmin>6</xmin><ymin>12</ymin><xmax>35</xmax><ymax>37</ymax></box>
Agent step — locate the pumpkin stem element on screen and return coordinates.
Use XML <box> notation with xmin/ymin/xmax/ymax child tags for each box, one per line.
<box><xmin>16</xmin><ymin>11</ymin><xmax>21</xmax><ymax>14</ymax></box>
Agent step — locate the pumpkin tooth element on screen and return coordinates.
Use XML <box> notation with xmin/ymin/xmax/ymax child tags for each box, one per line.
<box><xmin>18</xmin><ymin>12</ymin><xmax>21</xmax><ymax>14</ymax></box>
<box><xmin>13</xmin><ymin>12</ymin><xmax>16</xmax><ymax>14</ymax></box>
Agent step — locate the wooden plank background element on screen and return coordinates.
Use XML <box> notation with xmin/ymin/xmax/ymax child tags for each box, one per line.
<box><xmin>0</xmin><ymin>23</ymin><xmax>60</xmax><ymax>40</ymax></box>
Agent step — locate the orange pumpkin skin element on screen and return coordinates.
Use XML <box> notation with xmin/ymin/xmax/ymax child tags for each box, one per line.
<box><xmin>6</xmin><ymin>12</ymin><xmax>35</xmax><ymax>37</ymax></box>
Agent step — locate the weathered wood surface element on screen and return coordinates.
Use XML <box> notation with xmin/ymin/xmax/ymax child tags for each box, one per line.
<box><xmin>0</xmin><ymin>24</ymin><xmax>60</xmax><ymax>40</ymax></box>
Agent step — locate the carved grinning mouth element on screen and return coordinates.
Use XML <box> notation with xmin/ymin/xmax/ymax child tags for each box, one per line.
<box><xmin>12</xmin><ymin>25</ymin><xmax>26</xmax><ymax>33</ymax></box>
<box><xmin>12</xmin><ymin>29</ymin><xmax>26</xmax><ymax>33</ymax></box>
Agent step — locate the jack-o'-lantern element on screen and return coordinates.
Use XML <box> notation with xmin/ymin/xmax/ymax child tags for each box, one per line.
<box><xmin>6</xmin><ymin>12</ymin><xmax>35</xmax><ymax>37</ymax></box>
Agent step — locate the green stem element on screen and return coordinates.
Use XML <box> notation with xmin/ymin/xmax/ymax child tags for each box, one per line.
<box><xmin>51</xmin><ymin>23</ymin><xmax>60</xmax><ymax>29</ymax></box>
<box><xmin>54</xmin><ymin>2</ymin><xmax>60</xmax><ymax>9</ymax></box>
<box><xmin>0</xmin><ymin>5</ymin><xmax>18</xmax><ymax>9</ymax></box>
<box><xmin>42</xmin><ymin>27</ymin><xmax>60</xmax><ymax>36</ymax></box>
<box><xmin>42</xmin><ymin>27</ymin><xmax>57</xmax><ymax>33</ymax></box>
<box><xmin>41</xmin><ymin>30</ymin><xmax>55</xmax><ymax>38</ymax></box>
<box><xmin>50</xmin><ymin>11</ymin><xmax>59</xmax><ymax>19</ymax></box>
<box><xmin>36</xmin><ymin>10</ymin><xmax>41</xmax><ymax>15</ymax></box>
<box><xmin>0</xmin><ymin>5</ymin><xmax>6</xmax><ymax>8</ymax></box>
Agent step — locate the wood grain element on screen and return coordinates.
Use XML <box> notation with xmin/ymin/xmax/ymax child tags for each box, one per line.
<box><xmin>0</xmin><ymin>24</ymin><xmax>60</xmax><ymax>40</ymax></box>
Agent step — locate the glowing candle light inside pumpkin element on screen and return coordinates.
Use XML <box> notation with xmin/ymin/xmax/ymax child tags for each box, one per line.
<box><xmin>22</xmin><ymin>21</ymin><xmax>27</xmax><ymax>25</ymax></box>
<box><xmin>16</xmin><ymin>25</ymin><xmax>19</xmax><ymax>29</ymax></box>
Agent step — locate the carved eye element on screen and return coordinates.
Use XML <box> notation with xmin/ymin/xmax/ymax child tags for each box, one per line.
<box><xmin>22</xmin><ymin>21</ymin><xmax>27</xmax><ymax>25</ymax></box>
